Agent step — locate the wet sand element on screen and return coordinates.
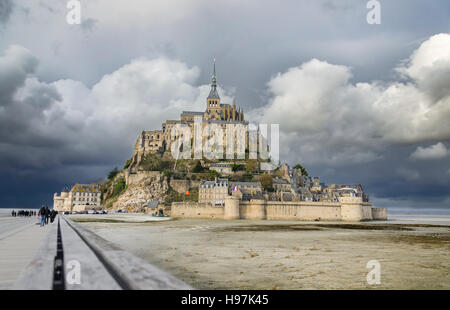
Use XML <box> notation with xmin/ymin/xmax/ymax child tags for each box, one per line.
<box><xmin>74</xmin><ymin>216</ymin><xmax>450</xmax><ymax>289</ymax></box>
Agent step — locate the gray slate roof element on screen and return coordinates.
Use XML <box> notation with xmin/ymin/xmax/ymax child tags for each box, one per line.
<box><xmin>208</xmin><ymin>86</ymin><xmax>220</xmax><ymax>99</ymax></box>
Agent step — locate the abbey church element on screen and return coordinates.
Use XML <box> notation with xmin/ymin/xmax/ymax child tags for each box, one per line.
<box><xmin>129</xmin><ymin>61</ymin><xmax>248</xmax><ymax>171</ymax></box>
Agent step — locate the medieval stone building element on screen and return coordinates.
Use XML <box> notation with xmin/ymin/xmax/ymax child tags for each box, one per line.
<box><xmin>129</xmin><ymin>60</ymin><xmax>248</xmax><ymax>171</ymax></box>
<box><xmin>53</xmin><ymin>184</ymin><xmax>101</xmax><ymax>212</ymax></box>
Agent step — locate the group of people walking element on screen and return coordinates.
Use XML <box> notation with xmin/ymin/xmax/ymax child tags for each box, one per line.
<box><xmin>38</xmin><ymin>205</ymin><xmax>58</xmax><ymax>227</ymax></box>
<box><xmin>11</xmin><ymin>206</ymin><xmax>58</xmax><ymax>227</ymax></box>
<box><xmin>11</xmin><ymin>210</ymin><xmax>36</xmax><ymax>217</ymax></box>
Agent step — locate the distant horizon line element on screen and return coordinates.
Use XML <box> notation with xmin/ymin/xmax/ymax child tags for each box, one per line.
<box><xmin>2</xmin><ymin>206</ymin><xmax>450</xmax><ymax>214</ymax></box>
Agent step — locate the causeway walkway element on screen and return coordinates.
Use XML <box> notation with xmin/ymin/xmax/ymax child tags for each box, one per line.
<box><xmin>0</xmin><ymin>217</ymin><xmax>50</xmax><ymax>289</ymax></box>
<box><xmin>3</xmin><ymin>215</ymin><xmax>191</xmax><ymax>290</ymax></box>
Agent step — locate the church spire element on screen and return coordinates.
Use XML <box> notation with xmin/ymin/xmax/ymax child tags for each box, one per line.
<box><xmin>212</xmin><ymin>58</ymin><xmax>217</xmax><ymax>87</ymax></box>
<box><xmin>207</xmin><ymin>58</ymin><xmax>220</xmax><ymax>99</ymax></box>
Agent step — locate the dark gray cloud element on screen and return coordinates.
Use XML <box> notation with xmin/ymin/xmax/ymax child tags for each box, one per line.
<box><xmin>0</xmin><ymin>45</ymin><xmax>36</xmax><ymax>104</ymax></box>
<box><xmin>0</xmin><ymin>0</ymin><xmax>13</xmax><ymax>25</ymax></box>
<box><xmin>80</xmin><ymin>18</ymin><xmax>98</xmax><ymax>33</ymax></box>
<box><xmin>0</xmin><ymin>46</ymin><xmax>61</xmax><ymax>148</ymax></box>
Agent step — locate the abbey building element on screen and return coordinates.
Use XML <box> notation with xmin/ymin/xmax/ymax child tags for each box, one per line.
<box><xmin>129</xmin><ymin>60</ymin><xmax>248</xmax><ymax>171</ymax></box>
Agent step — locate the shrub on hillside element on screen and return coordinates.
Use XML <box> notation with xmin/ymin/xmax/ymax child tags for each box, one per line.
<box><xmin>140</xmin><ymin>154</ymin><xmax>172</xmax><ymax>171</ymax></box>
<box><xmin>293</xmin><ymin>164</ymin><xmax>308</xmax><ymax>176</ymax></box>
<box><xmin>207</xmin><ymin>169</ymin><xmax>221</xmax><ymax>180</ymax></box>
<box><xmin>242</xmin><ymin>172</ymin><xmax>253</xmax><ymax>182</ymax></box>
<box><xmin>108</xmin><ymin>167</ymin><xmax>119</xmax><ymax>180</ymax></box>
<box><xmin>123</xmin><ymin>158</ymin><xmax>133</xmax><ymax>169</ymax></box>
<box><xmin>162</xmin><ymin>170</ymin><xmax>173</xmax><ymax>179</ymax></box>
<box><xmin>191</xmin><ymin>160</ymin><xmax>204</xmax><ymax>173</ymax></box>
<box><xmin>246</xmin><ymin>160</ymin><xmax>258</xmax><ymax>173</ymax></box>
<box><xmin>112</xmin><ymin>178</ymin><xmax>127</xmax><ymax>198</ymax></box>
<box><xmin>231</xmin><ymin>163</ymin><xmax>245</xmax><ymax>172</ymax></box>
<box><xmin>260</xmin><ymin>174</ymin><xmax>274</xmax><ymax>192</ymax></box>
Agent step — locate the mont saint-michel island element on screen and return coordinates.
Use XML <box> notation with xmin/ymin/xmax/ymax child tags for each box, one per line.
<box><xmin>53</xmin><ymin>64</ymin><xmax>387</xmax><ymax>222</ymax></box>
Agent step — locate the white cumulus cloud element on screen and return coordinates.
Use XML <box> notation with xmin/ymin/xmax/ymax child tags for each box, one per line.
<box><xmin>410</xmin><ymin>142</ymin><xmax>448</xmax><ymax>160</ymax></box>
<box><xmin>253</xmin><ymin>33</ymin><xmax>450</xmax><ymax>166</ymax></box>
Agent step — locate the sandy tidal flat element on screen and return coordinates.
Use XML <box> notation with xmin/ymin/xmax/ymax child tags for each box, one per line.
<box><xmin>76</xmin><ymin>217</ymin><xmax>450</xmax><ymax>289</ymax></box>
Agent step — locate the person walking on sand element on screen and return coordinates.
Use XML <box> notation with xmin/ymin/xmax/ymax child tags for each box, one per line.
<box><xmin>38</xmin><ymin>205</ymin><xmax>46</xmax><ymax>227</ymax></box>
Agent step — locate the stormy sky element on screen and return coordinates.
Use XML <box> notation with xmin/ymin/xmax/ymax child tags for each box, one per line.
<box><xmin>0</xmin><ymin>0</ymin><xmax>449</xmax><ymax>211</ymax></box>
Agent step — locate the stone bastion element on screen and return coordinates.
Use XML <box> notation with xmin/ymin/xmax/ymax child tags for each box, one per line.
<box><xmin>171</xmin><ymin>196</ymin><xmax>387</xmax><ymax>222</ymax></box>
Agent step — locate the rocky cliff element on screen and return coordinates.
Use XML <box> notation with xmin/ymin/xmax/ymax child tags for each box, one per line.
<box><xmin>109</xmin><ymin>173</ymin><xmax>170</xmax><ymax>212</ymax></box>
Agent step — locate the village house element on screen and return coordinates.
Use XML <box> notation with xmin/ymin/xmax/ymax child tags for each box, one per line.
<box><xmin>199</xmin><ymin>178</ymin><xmax>229</xmax><ymax>206</ymax></box>
<box><xmin>53</xmin><ymin>184</ymin><xmax>101</xmax><ymax>212</ymax></box>
<box><xmin>209</xmin><ymin>163</ymin><xmax>233</xmax><ymax>175</ymax></box>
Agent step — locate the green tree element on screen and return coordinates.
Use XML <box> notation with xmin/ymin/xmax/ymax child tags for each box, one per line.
<box><xmin>191</xmin><ymin>160</ymin><xmax>204</xmax><ymax>173</ymax></box>
<box><xmin>242</xmin><ymin>172</ymin><xmax>253</xmax><ymax>182</ymax></box>
<box><xmin>293</xmin><ymin>164</ymin><xmax>308</xmax><ymax>176</ymax></box>
<box><xmin>123</xmin><ymin>158</ymin><xmax>133</xmax><ymax>169</ymax></box>
<box><xmin>162</xmin><ymin>170</ymin><xmax>173</xmax><ymax>179</ymax></box>
<box><xmin>108</xmin><ymin>167</ymin><xmax>119</xmax><ymax>180</ymax></box>
<box><xmin>260</xmin><ymin>173</ymin><xmax>274</xmax><ymax>192</ymax></box>
<box><xmin>231</xmin><ymin>163</ymin><xmax>244</xmax><ymax>172</ymax></box>
<box><xmin>246</xmin><ymin>160</ymin><xmax>258</xmax><ymax>173</ymax></box>
<box><xmin>112</xmin><ymin>178</ymin><xmax>127</xmax><ymax>197</ymax></box>
<box><xmin>208</xmin><ymin>169</ymin><xmax>221</xmax><ymax>179</ymax></box>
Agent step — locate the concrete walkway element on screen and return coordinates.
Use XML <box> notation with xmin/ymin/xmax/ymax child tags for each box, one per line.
<box><xmin>13</xmin><ymin>215</ymin><xmax>192</xmax><ymax>290</ymax></box>
<box><xmin>0</xmin><ymin>218</ymin><xmax>51</xmax><ymax>289</ymax></box>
